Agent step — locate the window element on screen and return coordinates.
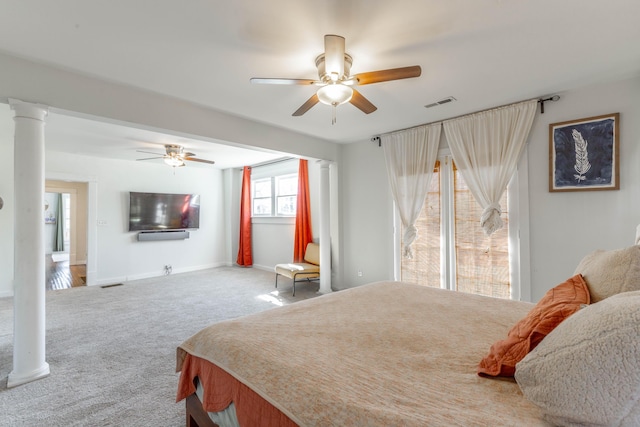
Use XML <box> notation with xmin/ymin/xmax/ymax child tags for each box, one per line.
<box><xmin>251</xmin><ymin>159</ymin><xmax>299</xmax><ymax>217</ymax></box>
<box><xmin>252</xmin><ymin>178</ymin><xmax>272</xmax><ymax>216</ymax></box>
<box><xmin>400</xmin><ymin>154</ymin><xmax>518</xmax><ymax>299</ymax></box>
<box><xmin>275</xmin><ymin>174</ymin><xmax>298</xmax><ymax>216</ymax></box>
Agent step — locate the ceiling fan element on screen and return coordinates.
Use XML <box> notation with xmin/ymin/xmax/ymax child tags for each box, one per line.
<box><xmin>136</xmin><ymin>144</ymin><xmax>215</xmax><ymax>168</ymax></box>
<box><xmin>250</xmin><ymin>34</ymin><xmax>422</xmax><ymax>123</ymax></box>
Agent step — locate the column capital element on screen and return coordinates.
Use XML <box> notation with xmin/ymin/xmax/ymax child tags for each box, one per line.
<box><xmin>318</xmin><ymin>159</ymin><xmax>333</xmax><ymax>169</ymax></box>
<box><xmin>9</xmin><ymin>98</ymin><xmax>49</xmax><ymax>121</ymax></box>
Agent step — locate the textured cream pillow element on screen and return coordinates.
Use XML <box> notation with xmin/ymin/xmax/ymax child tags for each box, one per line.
<box><xmin>574</xmin><ymin>245</ymin><xmax>640</xmax><ymax>302</ymax></box>
<box><xmin>515</xmin><ymin>291</ymin><xmax>640</xmax><ymax>426</ymax></box>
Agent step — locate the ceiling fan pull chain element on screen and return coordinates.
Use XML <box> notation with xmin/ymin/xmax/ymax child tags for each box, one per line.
<box><xmin>332</xmin><ymin>103</ymin><xmax>337</xmax><ymax>125</ymax></box>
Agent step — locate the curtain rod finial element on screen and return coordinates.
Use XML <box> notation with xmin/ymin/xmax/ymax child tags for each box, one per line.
<box><xmin>538</xmin><ymin>95</ymin><xmax>560</xmax><ymax>114</ymax></box>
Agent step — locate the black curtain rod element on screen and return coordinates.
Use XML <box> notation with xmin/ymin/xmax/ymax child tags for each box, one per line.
<box><xmin>372</xmin><ymin>95</ymin><xmax>560</xmax><ymax>146</ymax></box>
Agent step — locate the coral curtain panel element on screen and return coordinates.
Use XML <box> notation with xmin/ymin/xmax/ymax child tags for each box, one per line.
<box><xmin>236</xmin><ymin>166</ymin><xmax>253</xmax><ymax>266</ymax></box>
<box><xmin>293</xmin><ymin>159</ymin><xmax>313</xmax><ymax>262</ymax></box>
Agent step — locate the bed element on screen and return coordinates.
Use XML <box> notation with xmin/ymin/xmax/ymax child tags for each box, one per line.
<box><xmin>176</xmin><ymin>245</ymin><xmax>640</xmax><ymax>427</ymax></box>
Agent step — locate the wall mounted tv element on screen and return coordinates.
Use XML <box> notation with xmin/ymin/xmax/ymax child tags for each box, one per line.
<box><xmin>128</xmin><ymin>192</ymin><xmax>200</xmax><ymax>232</ymax></box>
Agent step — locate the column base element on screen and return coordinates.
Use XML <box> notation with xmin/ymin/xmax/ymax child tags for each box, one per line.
<box><xmin>7</xmin><ymin>363</ymin><xmax>50</xmax><ymax>388</ymax></box>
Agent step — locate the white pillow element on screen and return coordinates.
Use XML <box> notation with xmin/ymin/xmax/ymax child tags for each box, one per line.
<box><xmin>574</xmin><ymin>245</ymin><xmax>640</xmax><ymax>302</ymax></box>
<box><xmin>515</xmin><ymin>291</ymin><xmax>640</xmax><ymax>426</ymax></box>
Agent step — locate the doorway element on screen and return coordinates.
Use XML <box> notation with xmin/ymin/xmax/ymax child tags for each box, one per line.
<box><xmin>45</xmin><ymin>181</ymin><xmax>88</xmax><ymax>290</ymax></box>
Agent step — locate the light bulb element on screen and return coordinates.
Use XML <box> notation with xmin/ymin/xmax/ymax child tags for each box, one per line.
<box><xmin>317</xmin><ymin>84</ymin><xmax>353</xmax><ymax>106</ymax></box>
<box><xmin>164</xmin><ymin>157</ymin><xmax>184</xmax><ymax>167</ymax></box>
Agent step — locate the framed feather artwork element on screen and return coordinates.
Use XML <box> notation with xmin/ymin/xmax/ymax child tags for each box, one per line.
<box><xmin>549</xmin><ymin>113</ymin><xmax>619</xmax><ymax>192</ymax></box>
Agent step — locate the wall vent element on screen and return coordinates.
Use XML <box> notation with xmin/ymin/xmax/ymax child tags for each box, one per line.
<box><xmin>425</xmin><ymin>96</ymin><xmax>457</xmax><ymax>109</ymax></box>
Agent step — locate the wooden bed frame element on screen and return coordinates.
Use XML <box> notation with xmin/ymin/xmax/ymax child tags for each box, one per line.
<box><xmin>185</xmin><ymin>393</ymin><xmax>219</xmax><ymax>427</ymax></box>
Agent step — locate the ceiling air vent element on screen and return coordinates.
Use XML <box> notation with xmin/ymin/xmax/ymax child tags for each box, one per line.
<box><xmin>425</xmin><ymin>96</ymin><xmax>457</xmax><ymax>109</ymax></box>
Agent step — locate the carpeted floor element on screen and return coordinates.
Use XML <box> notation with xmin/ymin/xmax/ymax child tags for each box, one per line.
<box><xmin>0</xmin><ymin>266</ymin><xmax>320</xmax><ymax>426</ymax></box>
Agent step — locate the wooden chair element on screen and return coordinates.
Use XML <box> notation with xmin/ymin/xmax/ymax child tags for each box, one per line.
<box><xmin>274</xmin><ymin>243</ymin><xmax>320</xmax><ymax>296</ymax></box>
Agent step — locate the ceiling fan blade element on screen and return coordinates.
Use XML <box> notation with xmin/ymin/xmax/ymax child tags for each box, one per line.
<box><xmin>184</xmin><ymin>157</ymin><xmax>215</xmax><ymax>165</ymax></box>
<box><xmin>182</xmin><ymin>152</ymin><xmax>196</xmax><ymax>157</ymax></box>
<box><xmin>250</xmin><ymin>78</ymin><xmax>319</xmax><ymax>85</ymax></box>
<box><xmin>353</xmin><ymin>65</ymin><xmax>422</xmax><ymax>85</ymax></box>
<box><xmin>349</xmin><ymin>89</ymin><xmax>377</xmax><ymax>114</ymax></box>
<box><xmin>324</xmin><ymin>34</ymin><xmax>345</xmax><ymax>79</ymax></box>
<box><xmin>136</xmin><ymin>150</ymin><xmax>164</xmax><ymax>156</ymax></box>
<box><xmin>136</xmin><ymin>156</ymin><xmax>165</xmax><ymax>161</ymax></box>
<box><xmin>292</xmin><ymin>93</ymin><xmax>320</xmax><ymax>116</ymax></box>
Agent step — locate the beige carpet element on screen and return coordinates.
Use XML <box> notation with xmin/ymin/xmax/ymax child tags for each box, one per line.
<box><xmin>0</xmin><ymin>266</ymin><xmax>319</xmax><ymax>426</ymax></box>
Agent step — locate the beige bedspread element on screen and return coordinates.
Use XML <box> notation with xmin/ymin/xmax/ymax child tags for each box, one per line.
<box><xmin>177</xmin><ymin>281</ymin><xmax>549</xmax><ymax>426</ymax></box>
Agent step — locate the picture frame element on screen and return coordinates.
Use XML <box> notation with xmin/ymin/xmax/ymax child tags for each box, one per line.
<box><xmin>549</xmin><ymin>113</ymin><xmax>619</xmax><ymax>192</ymax></box>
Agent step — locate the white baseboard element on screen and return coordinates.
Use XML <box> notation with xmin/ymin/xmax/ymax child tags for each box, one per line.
<box><xmin>252</xmin><ymin>264</ymin><xmax>275</xmax><ymax>273</ymax></box>
<box><xmin>92</xmin><ymin>263</ymin><xmax>224</xmax><ymax>286</ymax></box>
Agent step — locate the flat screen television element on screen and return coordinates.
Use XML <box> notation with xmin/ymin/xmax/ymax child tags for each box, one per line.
<box><xmin>128</xmin><ymin>192</ymin><xmax>200</xmax><ymax>231</ymax></box>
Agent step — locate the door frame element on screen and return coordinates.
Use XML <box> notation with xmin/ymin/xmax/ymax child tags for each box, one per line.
<box><xmin>45</xmin><ymin>172</ymin><xmax>97</xmax><ymax>286</ymax></box>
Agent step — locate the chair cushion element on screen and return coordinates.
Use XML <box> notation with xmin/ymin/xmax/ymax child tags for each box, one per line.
<box><xmin>274</xmin><ymin>263</ymin><xmax>320</xmax><ymax>279</ymax></box>
<box><xmin>303</xmin><ymin>243</ymin><xmax>320</xmax><ymax>265</ymax></box>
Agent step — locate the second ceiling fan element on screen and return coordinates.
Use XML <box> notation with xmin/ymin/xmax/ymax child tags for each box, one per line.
<box><xmin>136</xmin><ymin>144</ymin><xmax>215</xmax><ymax>168</ymax></box>
<box><xmin>250</xmin><ymin>34</ymin><xmax>421</xmax><ymax>123</ymax></box>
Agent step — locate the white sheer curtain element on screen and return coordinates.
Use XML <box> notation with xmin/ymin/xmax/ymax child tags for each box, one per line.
<box><xmin>443</xmin><ymin>99</ymin><xmax>537</xmax><ymax>236</ymax></box>
<box><xmin>381</xmin><ymin>123</ymin><xmax>441</xmax><ymax>258</ymax></box>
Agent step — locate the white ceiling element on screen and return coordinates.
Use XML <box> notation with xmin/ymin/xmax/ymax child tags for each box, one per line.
<box><xmin>1</xmin><ymin>0</ymin><xmax>639</xmax><ymax>167</ymax></box>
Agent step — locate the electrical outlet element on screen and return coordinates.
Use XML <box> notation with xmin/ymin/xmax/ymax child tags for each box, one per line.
<box><xmin>357</xmin><ymin>270</ymin><xmax>363</xmax><ymax>277</ymax></box>
<box><xmin>164</xmin><ymin>265</ymin><xmax>172</xmax><ymax>275</ymax></box>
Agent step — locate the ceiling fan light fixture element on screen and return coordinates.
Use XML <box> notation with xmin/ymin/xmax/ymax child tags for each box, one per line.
<box><xmin>250</xmin><ymin>34</ymin><xmax>421</xmax><ymax>120</ymax></box>
<box><xmin>164</xmin><ymin>156</ymin><xmax>185</xmax><ymax>167</ymax></box>
<box><xmin>317</xmin><ymin>83</ymin><xmax>353</xmax><ymax>106</ymax></box>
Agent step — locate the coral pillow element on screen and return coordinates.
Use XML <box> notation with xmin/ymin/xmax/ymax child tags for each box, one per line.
<box><xmin>477</xmin><ymin>274</ymin><xmax>590</xmax><ymax>377</ymax></box>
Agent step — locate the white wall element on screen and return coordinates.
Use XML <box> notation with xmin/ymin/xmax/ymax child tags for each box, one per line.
<box><xmin>338</xmin><ymin>140</ymin><xmax>395</xmax><ymax>290</ymax></box>
<box><xmin>339</xmin><ymin>74</ymin><xmax>640</xmax><ymax>301</ymax></box>
<box><xmin>526</xmin><ymin>74</ymin><xmax>640</xmax><ymax>301</ymax></box>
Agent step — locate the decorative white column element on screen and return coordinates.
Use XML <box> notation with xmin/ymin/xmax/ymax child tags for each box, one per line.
<box><xmin>8</xmin><ymin>99</ymin><xmax>50</xmax><ymax>388</ymax></box>
<box><xmin>318</xmin><ymin>160</ymin><xmax>332</xmax><ymax>294</ymax></box>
